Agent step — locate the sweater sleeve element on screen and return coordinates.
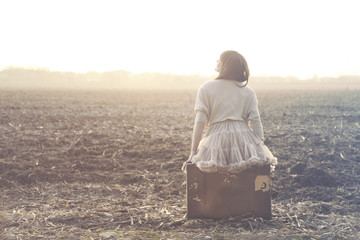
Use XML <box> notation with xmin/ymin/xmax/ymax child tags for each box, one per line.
<box><xmin>194</xmin><ymin>86</ymin><xmax>209</xmax><ymax>123</ymax></box>
<box><xmin>247</xmin><ymin>93</ymin><xmax>264</xmax><ymax>140</ymax></box>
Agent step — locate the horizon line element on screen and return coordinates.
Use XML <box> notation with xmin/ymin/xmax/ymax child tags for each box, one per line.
<box><xmin>1</xmin><ymin>65</ymin><xmax>360</xmax><ymax>80</ymax></box>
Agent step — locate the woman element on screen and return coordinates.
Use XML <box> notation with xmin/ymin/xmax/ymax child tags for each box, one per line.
<box><xmin>182</xmin><ymin>50</ymin><xmax>277</xmax><ymax>173</ymax></box>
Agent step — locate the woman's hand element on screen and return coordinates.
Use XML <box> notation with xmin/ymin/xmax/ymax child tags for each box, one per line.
<box><xmin>181</xmin><ymin>151</ymin><xmax>197</xmax><ymax>172</ymax></box>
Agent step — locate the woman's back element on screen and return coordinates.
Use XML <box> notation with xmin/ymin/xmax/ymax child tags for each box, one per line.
<box><xmin>195</xmin><ymin>79</ymin><xmax>256</xmax><ymax>125</ymax></box>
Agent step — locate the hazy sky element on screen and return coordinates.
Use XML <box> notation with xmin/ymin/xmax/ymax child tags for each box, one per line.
<box><xmin>1</xmin><ymin>0</ymin><xmax>359</xmax><ymax>78</ymax></box>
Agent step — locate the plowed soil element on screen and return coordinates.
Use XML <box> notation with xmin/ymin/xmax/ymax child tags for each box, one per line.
<box><xmin>0</xmin><ymin>88</ymin><xmax>359</xmax><ymax>239</ymax></box>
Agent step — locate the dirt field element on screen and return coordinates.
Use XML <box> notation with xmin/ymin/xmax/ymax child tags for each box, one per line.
<box><xmin>0</xmin><ymin>88</ymin><xmax>359</xmax><ymax>239</ymax></box>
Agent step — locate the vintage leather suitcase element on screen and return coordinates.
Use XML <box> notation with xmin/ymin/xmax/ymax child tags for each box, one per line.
<box><xmin>186</xmin><ymin>163</ymin><xmax>271</xmax><ymax>219</ymax></box>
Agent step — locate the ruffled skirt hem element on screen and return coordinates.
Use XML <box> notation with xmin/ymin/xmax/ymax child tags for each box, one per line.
<box><xmin>191</xmin><ymin>120</ymin><xmax>277</xmax><ymax>173</ymax></box>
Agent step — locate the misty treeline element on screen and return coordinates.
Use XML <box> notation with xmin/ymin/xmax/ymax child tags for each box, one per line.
<box><xmin>0</xmin><ymin>67</ymin><xmax>208</xmax><ymax>89</ymax></box>
<box><xmin>0</xmin><ymin>67</ymin><xmax>359</xmax><ymax>90</ymax></box>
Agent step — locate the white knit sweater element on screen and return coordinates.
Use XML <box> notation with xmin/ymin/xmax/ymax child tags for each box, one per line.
<box><xmin>194</xmin><ymin>79</ymin><xmax>264</xmax><ymax>140</ymax></box>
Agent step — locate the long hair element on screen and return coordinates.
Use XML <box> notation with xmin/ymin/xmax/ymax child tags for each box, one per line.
<box><xmin>216</xmin><ymin>50</ymin><xmax>250</xmax><ymax>86</ymax></box>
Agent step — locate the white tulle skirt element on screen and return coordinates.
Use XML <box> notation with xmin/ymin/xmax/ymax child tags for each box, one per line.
<box><xmin>192</xmin><ymin>120</ymin><xmax>277</xmax><ymax>173</ymax></box>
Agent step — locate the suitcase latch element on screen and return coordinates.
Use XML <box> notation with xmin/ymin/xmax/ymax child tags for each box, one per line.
<box><xmin>255</xmin><ymin>175</ymin><xmax>271</xmax><ymax>192</ymax></box>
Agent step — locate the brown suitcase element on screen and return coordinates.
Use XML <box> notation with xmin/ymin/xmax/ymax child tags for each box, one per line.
<box><xmin>186</xmin><ymin>163</ymin><xmax>272</xmax><ymax>219</ymax></box>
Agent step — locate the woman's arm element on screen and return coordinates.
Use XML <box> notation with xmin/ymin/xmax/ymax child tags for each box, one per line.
<box><xmin>250</xmin><ymin>117</ymin><xmax>264</xmax><ymax>141</ymax></box>
<box><xmin>248</xmin><ymin>93</ymin><xmax>265</xmax><ymax>141</ymax></box>
<box><xmin>182</xmin><ymin>86</ymin><xmax>208</xmax><ymax>172</ymax></box>
<box><xmin>181</xmin><ymin>120</ymin><xmax>205</xmax><ymax>172</ymax></box>
<box><xmin>190</xmin><ymin>121</ymin><xmax>206</xmax><ymax>155</ymax></box>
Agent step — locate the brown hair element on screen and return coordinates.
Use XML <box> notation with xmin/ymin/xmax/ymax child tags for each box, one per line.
<box><xmin>216</xmin><ymin>50</ymin><xmax>249</xmax><ymax>86</ymax></box>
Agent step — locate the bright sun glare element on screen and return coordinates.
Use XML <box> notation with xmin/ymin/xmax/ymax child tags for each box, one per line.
<box><xmin>1</xmin><ymin>0</ymin><xmax>360</xmax><ymax>79</ymax></box>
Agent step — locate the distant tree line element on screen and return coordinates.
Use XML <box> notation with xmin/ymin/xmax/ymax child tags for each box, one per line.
<box><xmin>0</xmin><ymin>67</ymin><xmax>359</xmax><ymax>90</ymax></box>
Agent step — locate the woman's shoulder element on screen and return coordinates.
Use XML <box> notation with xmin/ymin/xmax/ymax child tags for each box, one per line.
<box><xmin>198</xmin><ymin>80</ymin><xmax>256</xmax><ymax>95</ymax></box>
<box><xmin>198</xmin><ymin>80</ymin><xmax>219</xmax><ymax>92</ymax></box>
<box><xmin>200</xmin><ymin>80</ymin><xmax>218</xmax><ymax>87</ymax></box>
<box><xmin>242</xmin><ymin>85</ymin><xmax>255</xmax><ymax>93</ymax></box>
<box><xmin>231</xmin><ymin>81</ymin><xmax>256</xmax><ymax>94</ymax></box>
